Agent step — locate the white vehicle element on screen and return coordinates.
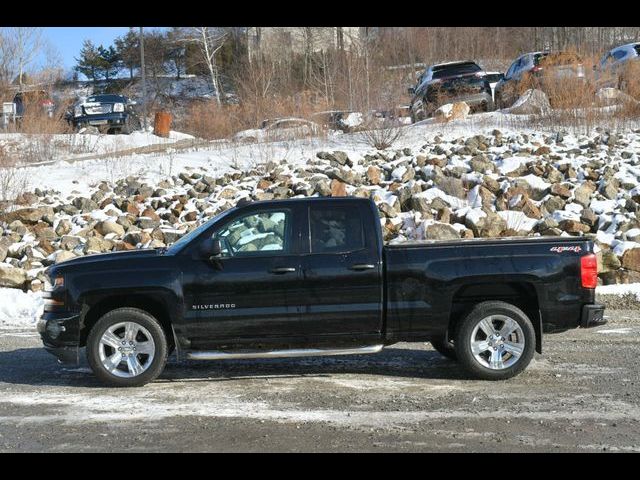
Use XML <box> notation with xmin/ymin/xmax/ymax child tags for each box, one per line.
<box><xmin>233</xmin><ymin>118</ymin><xmax>322</xmax><ymax>143</ymax></box>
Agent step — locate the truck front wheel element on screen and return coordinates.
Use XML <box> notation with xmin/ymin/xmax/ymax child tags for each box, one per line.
<box><xmin>455</xmin><ymin>301</ymin><xmax>535</xmax><ymax>380</ymax></box>
<box><xmin>86</xmin><ymin>308</ymin><xmax>169</xmax><ymax>387</ymax></box>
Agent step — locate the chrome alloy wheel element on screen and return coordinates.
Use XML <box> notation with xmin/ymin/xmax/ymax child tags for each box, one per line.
<box><xmin>469</xmin><ymin>315</ymin><xmax>525</xmax><ymax>370</ymax></box>
<box><xmin>98</xmin><ymin>321</ymin><xmax>155</xmax><ymax>378</ymax></box>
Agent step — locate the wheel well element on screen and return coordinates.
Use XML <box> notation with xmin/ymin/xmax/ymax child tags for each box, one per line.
<box><xmin>448</xmin><ymin>282</ymin><xmax>542</xmax><ymax>353</ymax></box>
<box><xmin>80</xmin><ymin>295</ymin><xmax>175</xmax><ymax>348</ymax></box>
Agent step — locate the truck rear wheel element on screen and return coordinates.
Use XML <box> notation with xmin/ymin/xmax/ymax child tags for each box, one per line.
<box><xmin>455</xmin><ymin>301</ymin><xmax>535</xmax><ymax>380</ymax></box>
<box><xmin>86</xmin><ymin>308</ymin><xmax>168</xmax><ymax>387</ymax></box>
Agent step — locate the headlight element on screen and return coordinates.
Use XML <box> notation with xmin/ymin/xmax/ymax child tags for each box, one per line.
<box><xmin>74</xmin><ymin>106</ymin><xmax>83</xmax><ymax>117</ymax></box>
<box><xmin>44</xmin><ymin>275</ymin><xmax>64</xmax><ymax>292</ymax></box>
<box><xmin>113</xmin><ymin>103</ymin><xmax>124</xmax><ymax>112</ymax></box>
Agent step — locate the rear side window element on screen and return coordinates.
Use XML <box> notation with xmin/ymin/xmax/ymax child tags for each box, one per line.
<box><xmin>614</xmin><ymin>50</ymin><xmax>627</xmax><ymax>60</ymax></box>
<box><xmin>310</xmin><ymin>206</ymin><xmax>364</xmax><ymax>253</ymax></box>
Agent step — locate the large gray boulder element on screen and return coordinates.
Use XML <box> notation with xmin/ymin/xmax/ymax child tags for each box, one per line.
<box><xmin>508</xmin><ymin>89</ymin><xmax>551</xmax><ymax>115</ymax></box>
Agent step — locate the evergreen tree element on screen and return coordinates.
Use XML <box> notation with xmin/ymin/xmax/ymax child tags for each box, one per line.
<box><xmin>166</xmin><ymin>27</ymin><xmax>187</xmax><ymax>80</ymax></box>
<box><xmin>74</xmin><ymin>40</ymin><xmax>102</xmax><ymax>82</ymax></box>
<box><xmin>114</xmin><ymin>29</ymin><xmax>139</xmax><ymax>80</ymax></box>
<box><xmin>99</xmin><ymin>44</ymin><xmax>121</xmax><ymax>81</ymax></box>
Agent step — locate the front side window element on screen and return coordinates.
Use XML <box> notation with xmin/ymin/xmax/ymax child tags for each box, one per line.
<box><xmin>310</xmin><ymin>206</ymin><xmax>364</xmax><ymax>254</ymax></box>
<box><xmin>214</xmin><ymin>210</ymin><xmax>290</xmax><ymax>256</ymax></box>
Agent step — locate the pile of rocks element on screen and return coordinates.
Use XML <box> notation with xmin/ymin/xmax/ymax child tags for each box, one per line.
<box><xmin>2</xmin><ymin>127</ymin><xmax>640</xmax><ymax>290</ymax></box>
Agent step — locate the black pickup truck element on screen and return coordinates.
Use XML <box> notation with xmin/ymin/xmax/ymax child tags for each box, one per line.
<box><xmin>38</xmin><ymin>197</ymin><xmax>605</xmax><ymax>387</ymax></box>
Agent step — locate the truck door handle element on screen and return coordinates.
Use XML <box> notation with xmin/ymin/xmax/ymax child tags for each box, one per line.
<box><xmin>269</xmin><ymin>267</ymin><xmax>296</xmax><ymax>274</ymax></box>
<box><xmin>349</xmin><ymin>264</ymin><xmax>376</xmax><ymax>271</ymax></box>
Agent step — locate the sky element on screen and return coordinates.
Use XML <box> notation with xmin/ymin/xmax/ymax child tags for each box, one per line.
<box><xmin>42</xmin><ymin>27</ymin><xmax>133</xmax><ymax>71</ymax></box>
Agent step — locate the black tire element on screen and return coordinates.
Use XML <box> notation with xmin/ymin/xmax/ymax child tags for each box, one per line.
<box><xmin>454</xmin><ymin>301</ymin><xmax>535</xmax><ymax>381</ymax></box>
<box><xmin>86</xmin><ymin>308</ymin><xmax>168</xmax><ymax>387</ymax></box>
<box><xmin>430</xmin><ymin>337</ymin><xmax>457</xmax><ymax>361</ymax></box>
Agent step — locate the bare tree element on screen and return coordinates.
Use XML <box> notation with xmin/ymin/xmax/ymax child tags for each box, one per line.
<box><xmin>6</xmin><ymin>27</ymin><xmax>43</xmax><ymax>87</ymax></box>
<box><xmin>184</xmin><ymin>27</ymin><xmax>229</xmax><ymax>105</ymax></box>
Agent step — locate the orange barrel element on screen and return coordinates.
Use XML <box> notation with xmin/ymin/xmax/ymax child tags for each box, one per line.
<box><xmin>154</xmin><ymin>111</ymin><xmax>172</xmax><ymax>138</ymax></box>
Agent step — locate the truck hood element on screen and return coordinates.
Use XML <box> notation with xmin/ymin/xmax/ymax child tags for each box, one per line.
<box><xmin>48</xmin><ymin>248</ymin><xmax>165</xmax><ymax>274</ymax></box>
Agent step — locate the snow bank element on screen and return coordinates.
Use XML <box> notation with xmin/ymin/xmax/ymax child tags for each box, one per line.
<box><xmin>0</xmin><ymin>289</ymin><xmax>43</xmax><ymax>329</ymax></box>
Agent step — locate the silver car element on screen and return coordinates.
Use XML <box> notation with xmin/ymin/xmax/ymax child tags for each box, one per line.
<box><xmin>494</xmin><ymin>51</ymin><xmax>586</xmax><ymax>109</ymax></box>
<box><xmin>596</xmin><ymin>42</ymin><xmax>640</xmax><ymax>90</ymax></box>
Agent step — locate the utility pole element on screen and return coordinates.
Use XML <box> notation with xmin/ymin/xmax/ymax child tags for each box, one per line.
<box><xmin>139</xmin><ymin>27</ymin><xmax>147</xmax><ymax>131</ymax></box>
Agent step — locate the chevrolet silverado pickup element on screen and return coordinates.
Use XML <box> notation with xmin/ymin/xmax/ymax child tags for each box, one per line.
<box><xmin>38</xmin><ymin>197</ymin><xmax>606</xmax><ymax>387</ymax></box>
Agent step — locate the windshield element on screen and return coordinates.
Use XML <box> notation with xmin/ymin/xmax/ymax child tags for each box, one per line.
<box><xmin>165</xmin><ymin>206</ymin><xmax>238</xmax><ymax>254</ymax></box>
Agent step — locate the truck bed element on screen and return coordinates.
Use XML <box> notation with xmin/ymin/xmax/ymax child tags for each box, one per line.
<box><xmin>383</xmin><ymin>235</ymin><xmax>595</xmax><ymax>342</ymax></box>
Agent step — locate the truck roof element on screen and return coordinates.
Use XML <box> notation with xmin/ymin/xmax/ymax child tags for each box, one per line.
<box><xmin>233</xmin><ymin>196</ymin><xmax>373</xmax><ymax>208</ymax></box>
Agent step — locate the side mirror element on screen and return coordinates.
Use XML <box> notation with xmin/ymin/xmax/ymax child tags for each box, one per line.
<box><xmin>199</xmin><ymin>237</ymin><xmax>222</xmax><ymax>259</ymax></box>
<box><xmin>210</xmin><ymin>238</ymin><xmax>221</xmax><ymax>257</ymax></box>
<box><xmin>407</xmin><ymin>86</ymin><xmax>415</xmax><ymax>95</ymax></box>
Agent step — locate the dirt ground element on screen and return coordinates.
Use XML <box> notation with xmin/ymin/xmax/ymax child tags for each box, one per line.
<box><xmin>1</xmin><ymin>309</ymin><xmax>639</xmax><ymax>452</ymax></box>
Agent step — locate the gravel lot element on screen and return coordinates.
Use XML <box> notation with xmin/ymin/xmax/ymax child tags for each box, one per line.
<box><xmin>1</xmin><ymin>309</ymin><xmax>639</xmax><ymax>452</ymax></box>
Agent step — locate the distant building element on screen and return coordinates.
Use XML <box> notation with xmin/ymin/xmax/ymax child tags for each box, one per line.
<box><xmin>247</xmin><ymin>27</ymin><xmax>374</xmax><ymax>59</ymax></box>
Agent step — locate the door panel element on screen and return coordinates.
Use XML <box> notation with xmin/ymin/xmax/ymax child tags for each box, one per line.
<box><xmin>180</xmin><ymin>207</ymin><xmax>306</xmax><ymax>346</ymax></box>
<box><xmin>299</xmin><ymin>203</ymin><xmax>383</xmax><ymax>337</ymax></box>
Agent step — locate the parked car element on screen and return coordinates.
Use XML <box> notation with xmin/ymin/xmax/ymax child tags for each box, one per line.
<box><xmin>482</xmin><ymin>71</ymin><xmax>505</xmax><ymax>102</ymax></box>
<box><xmin>408</xmin><ymin>61</ymin><xmax>494</xmax><ymax>122</ymax></box>
<box><xmin>38</xmin><ymin>197</ymin><xmax>605</xmax><ymax>387</ymax></box>
<box><xmin>233</xmin><ymin>118</ymin><xmax>322</xmax><ymax>143</ymax></box>
<box><xmin>69</xmin><ymin>94</ymin><xmax>141</xmax><ymax>134</ymax></box>
<box><xmin>494</xmin><ymin>51</ymin><xmax>587</xmax><ymax>109</ymax></box>
<box><xmin>13</xmin><ymin>90</ymin><xmax>55</xmax><ymax>119</ymax></box>
<box><xmin>596</xmin><ymin>42</ymin><xmax>640</xmax><ymax>91</ymax></box>
<box><xmin>310</xmin><ymin>110</ymin><xmax>354</xmax><ymax>132</ymax></box>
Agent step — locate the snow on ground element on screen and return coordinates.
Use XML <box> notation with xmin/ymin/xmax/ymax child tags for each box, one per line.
<box><xmin>596</xmin><ymin>283</ymin><xmax>640</xmax><ymax>301</ymax></box>
<box><xmin>0</xmin><ymin>288</ymin><xmax>43</xmax><ymax>329</ymax></box>
<box><xmin>0</xmin><ymin>130</ymin><xmax>194</xmax><ymax>166</ymax></box>
<box><xmin>5</xmin><ymin>106</ymin><xmax>639</xmax><ymax>201</ymax></box>
<box><xmin>10</xmin><ymin>110</ymin><xmax>587</xmax><ymax>199</ymax></box>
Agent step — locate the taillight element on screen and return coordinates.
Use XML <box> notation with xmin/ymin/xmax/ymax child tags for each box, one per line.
<box><xmin>581</xmin><ymin>254</ymin><xmax>598</xmax><ymax>289</ymax></box>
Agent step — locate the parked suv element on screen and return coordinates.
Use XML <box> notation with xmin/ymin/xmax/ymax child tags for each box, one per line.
<box><xmin>494</xmin><ymin>51</ymin><xmax>587</xmax><ymax>109</ymax></box>
<box><xmin>596</xmin><ymin>42</ymin><xmax>640</xmax><ymax>91</ymax></box>
<box><xmin>409</xmin><ymin>61</ymin><xmax>493</xmax><ymax>122</ymax></box>
<box><xmin>69</xmin><ymin>94</ymin><xmax>141</xmax><ymax>134</ymax></box>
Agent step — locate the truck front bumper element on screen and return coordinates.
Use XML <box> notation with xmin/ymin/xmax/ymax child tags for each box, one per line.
<box><xmin>37</xmin><ymin>312</ymin><xmax>82</xmax><ymax>365</ymax></box>
<box><xmin>74</xmin><ymin>113</ymin><xmax>127</xmax><ymax>128</ymax></box>
<box><xmin>580</xmin><ymin>303</ymin><xmax>606</xmax><ymax>328</ymax></box>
